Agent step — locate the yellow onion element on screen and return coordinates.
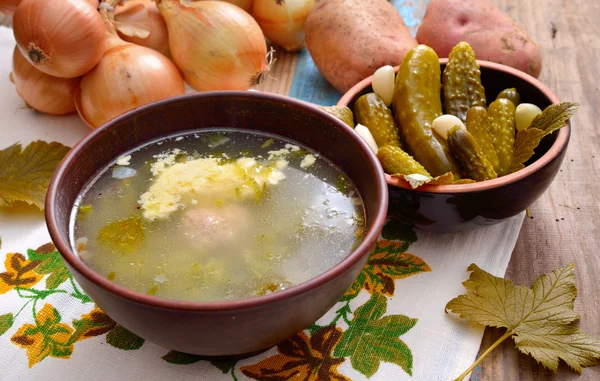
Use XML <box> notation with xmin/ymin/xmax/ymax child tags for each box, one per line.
<box><xmin>11</xmin><ymin>46</ymin><xmax>79</xmax><ymax>115</ymax></box>
<box><xmin>252</xmin><ymin>0</ymin><xmax>315</xmax><ymax>52</ymax></box>
<box><xmin>77</xmin><ymin>0</ymin><xmax>185</xmax><ymax>129</ymax></box>
<box><xmin>13</xmin><ymin>0</ymin><xmax>105</xmax><ymax>78</ymax></box>
<box><xmin>198</xmin><ymin>0</ymin><xmax>253</xmax><ymax>13</ymax></box>
<box><xmin>0</xmin><ymin>0</ymin><xmax>21</xmax><ymax>25</ymax></box>
<box><xmin>156</xmin><ymin>0</ymin><xmax>268</xmax><ymax>91</ymax></box>
<box><xmin>115</xmin><ymin>0</ymin><xmax>170</xmax><ymax>57</ymax></box>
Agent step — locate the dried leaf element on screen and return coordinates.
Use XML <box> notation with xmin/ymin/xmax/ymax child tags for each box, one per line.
<box><xmin>0</xmin><ymin>141</ymin><xmax>70</xmax><ymax>209</ymax></box>
<box><xmin>447</xmin><ymin>264</ymin><xmax>600</xmax><ymax>378</ymax></box>
<box><xmin>529</xmin><ymin>102</ymin><xmax>579</xmax><ymax>134</ymax></box>
<box><xmin>509</xmin><ymin>128</ymin><xmax>546</xmax><ymax>173</ymax></box>
<box><xmin>392</xmin><ymin>172</ymin><xmax>454</xmax><ymax>189</ymax></box>
<box><xmin>509</xmin><ymin>102</ymin><xmax>579</xmax><ymax>173</ymax></box>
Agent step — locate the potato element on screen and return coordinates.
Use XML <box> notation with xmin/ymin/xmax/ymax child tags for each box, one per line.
<box><xmin>416</xmin><ymin>0</ymin><xmax>542</xmax><ymax>77</ymax></box>
<box><xmin>305</xmin><ymin>0</ymin><xmax>417</xmax><ymax>93</ymax></box>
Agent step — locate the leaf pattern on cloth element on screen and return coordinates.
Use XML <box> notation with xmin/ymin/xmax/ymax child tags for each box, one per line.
<box><xmin>334</xmin><ymin>293</ymin><xmax>417</xmax><ymax>377</ymax></box>
<box><xmin>1</xmin><ymin>217</ymin><xmax>427</xmax><ymax>378</ymax></box>
<box><xmin>0</xmin><ymin>253</ymin><xmax>43</xmax><ymax>294</ymax></box>
<box><xmin>28</xmin><ymin>244</ymin><xmax>70</xmax><ymax>290</ymax></box>
<box><xmin>342</xmin><ymin>240</ymin><xmax>431</xmax><ymax>300</ymax></box>
<box><xmin>241</xmin><ymin>325</ymin><xmax>350</xmax><ymax>381</ymax></box>
<box><xmin>69</xmin><ymin>307</ymin><xmax>117</xmax><ymax>344</ymax></box>
<box><xmin>10</xmin><ymin>304</ymin><xmax>74</xmax><ymax>367</ymax></box>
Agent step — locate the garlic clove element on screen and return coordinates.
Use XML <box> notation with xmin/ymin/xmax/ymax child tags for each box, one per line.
<box><xmin>432</xmin><ymin>114</ymin><xmax>466</xmax><ymax>140</ymax></box>
<box><xmin>355</xmin><ymin>124</ymin><xmax>379</xmax><ymax>154</ymax></box>
<box><xmin>515</xmin><ymin>103</ymin><xmax>543</xmax><ymax>131</ymax></box>
<box><xmin>372</xmin><ymin>65</ymin><xmax>395</xmax><ymax>106</ymax></box>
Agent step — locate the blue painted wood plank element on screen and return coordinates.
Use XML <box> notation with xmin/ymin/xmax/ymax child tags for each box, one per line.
<box><xmin>288</xmin><ymin>0</ymin><xmax>429</xmax><ymax>105</ymax></box>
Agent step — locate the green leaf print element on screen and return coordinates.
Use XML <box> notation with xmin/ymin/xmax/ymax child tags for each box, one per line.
<box><xmin>381</xmin><ymin>219</ymin><xmax>418</xmax><ymax>246</ymax></box>
<box><xmin>334</xmin><ymin>293</ymin><xmax>417</xmax><ymax>377</ymax></box>
<box><xmin>106</xmin><ymin>325</ymin><xmax>145</xmax><ymax>350</ymax></box>
<box><xmin>0</xmin><ymin>313</ymin><xmax>14</xmax><ymax>336</ymax></box>
<box><xmin>162</xmin><ymin>350</ymin><xmax>203</xmax><ymax>365</ymax></box>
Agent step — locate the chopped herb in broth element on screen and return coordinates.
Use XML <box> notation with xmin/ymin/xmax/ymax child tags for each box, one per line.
<box><xmin>71</xmin><ymin>129</ymin><xmax>365</xmax><ymax>302</ymax></box>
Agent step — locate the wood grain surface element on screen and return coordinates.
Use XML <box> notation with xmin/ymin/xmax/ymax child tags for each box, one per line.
<box><xmin>472</xmin><ymin>0</ymin><xmax>600</xmax><ymax>380</ymax></box>
<box><xmin>255</xmin><ymin>0</ymin><xmax>600</xmax><ymax>379</ymax></box>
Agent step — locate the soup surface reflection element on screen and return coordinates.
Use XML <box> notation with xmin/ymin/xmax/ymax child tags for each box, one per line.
<box><xmin>71</xmin><ymin>129</ymin><xmax>365</xmax><ymax>302</ymax></box>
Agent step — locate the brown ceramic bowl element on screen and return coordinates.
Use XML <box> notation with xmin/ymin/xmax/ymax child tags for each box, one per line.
<box><xmin>46</xmin><ymin>91</ymin><xmax>388</xmax><ymax>356</ymax></box>
<box><xmin>338</xmin><ymin>59</ymin><xmax>570</xmax><ymax>232</ymax></box>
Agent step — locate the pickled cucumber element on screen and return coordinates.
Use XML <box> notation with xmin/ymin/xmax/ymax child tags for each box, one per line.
<box><xmin>496</xmin><ymin>88</ymin><xmax>520</xmax><ymax>106</ymax></box>
<box><xmin>354</xmin><ymin>93</ymin><xmax>400</xmax><ymax>147</ymax></box>
<box><xmin>377</xmin><ymin>145</ymin><xmax>431</xmax><ymax>177</ymax></box>
<box><xmin>447</xmin><ymin>126</ymin><xmax>497</xmax><ymax>181</ymax></box>
<box><xmin>466</xmin><ymin>106</ymin><xmax>500</xmax><ymax>173</ymax></box>
<box><xmin>442</xmin><ymin>42</ymin><xmax>487</xmax><ymax>123</ymax></box>
<box><xmin>318</xmin><ymin>105</ymin><xmax>355</xmax><ymax>128</ymax></box>
<box><xmin>393</xmin><ymin>45</ymin><xmax>461</xmax><ymax>178</ymax></box>
<box><xmin>488</xmin><ymin>98</ymin><xmax>516</xmax><ymax>176</ymax></box>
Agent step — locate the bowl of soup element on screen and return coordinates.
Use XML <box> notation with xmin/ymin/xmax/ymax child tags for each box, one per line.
<box><xmin>338</xmin><ymin>59</ymin><xmax>570</xmax><ymax>232</ymax></box>
<box><xmin>46</xmin><ymin>91</ymin><xmax>388</xmax><ymax>356</ymax></box>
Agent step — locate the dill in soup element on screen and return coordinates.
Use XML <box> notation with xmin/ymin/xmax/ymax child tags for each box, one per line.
<box><xmin>71</xmin><ymin>129</ymin><xmax>365</xmax><ymax>302</ymax></box>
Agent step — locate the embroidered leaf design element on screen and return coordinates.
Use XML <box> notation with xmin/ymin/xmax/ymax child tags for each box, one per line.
<box><xmin>27</xmin><ymin>244</ymin><xmax>70</xmax><ymax>290</ymax></box>
<box><xmin>342</xmin><ymin>240</ymin><xmax>431</xmax><ymax>300</ymax></box>
<box><xmin>241</xmin><ymin>325</ymin><xmax>350</xmax><ymax>381</ymax></box>
<box><xmin>10</xmin><ymin>304</ymin><xmax>74</xmax><ymax>367</ymax></box>
<box><xmin>211</xmin><ymin>359</ymin><xmax>237</xmax><ymax>373</ymax></box>
<box><xmin>0</xmin><ymin>141</ymin><xmax>70</xmax><ymax>209</ymax></box>
<box><xmin>0</xmin><ymin>313</ymin><xmax>14</xmax><ymax>336</ymax></box>
<box><xmin>0</xmin><ymin>253</ymin><xmax>43</xmax><ymax>294</ymax></box>
<box><xmin>106</xmin><ymin>324</ymin><xmax>145</xmax><ymax>350</ymax></box>
<box><xmin>447</xmin><ymin>264</ymin><xmax>600</xmax><ymax>379</ymax></box>
<box><xmin>162</xmin><ymin>351</ymin><xmax>202</xmax><ymax>365</ymax></box>
<box><xmin>334</xmin><ymin>293</ymin><xmax>417</xmax><ymax>377</ymax></box>
<box><xmin>509</xmin><ymin>102</ymin><xmax>578</xmax><ymax>173</ymax></box>
<box><xmin>68</xmin><ymin>307</ymin><xmax>117</xmax><ymax>345</ymax></box>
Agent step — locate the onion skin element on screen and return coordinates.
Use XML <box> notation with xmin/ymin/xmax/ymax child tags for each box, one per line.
<box><xmin>115</xmin><ymin>0</ymin><xmax>170</xmax><ymax>57</ymax></box>
<box><xmin>252</xmin><ymin>0</ymin><xmax>315</xmax><ymax>52</ymax></box>
<box><xmin>156</xmin><ymin>0</ymin><xmax>267</xmax><ymax>91</ymax></box>
<box><xmin>13</xmin><ymin>0</ymin><xmax>106</xmax><ymax>78</ymax></box>
<box><xmin>79</xmin><ymin>43</ymin><xmax>185</xmax><ymax>129</ymax></box>
<box><xmin>198</xmin><ymin>0</ymin><xmax>253</xmax><ymax>13</ymax></box>
<box><xmin>11</xmin><ymin>46</ymin><xmax>79</xmax><ymax>115</ymax></box>
<box><xmin>0</xmin><ymin>0</ymin><xmax>22</xmax><ymax>25</ymax></box>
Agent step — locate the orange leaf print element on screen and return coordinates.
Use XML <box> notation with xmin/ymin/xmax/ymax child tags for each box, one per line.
<box><xmin>10</xmin><ymin>304</ymin><xmax>74</xmax><ymax>367</ymax></box>
<box><xmin>0</xmin><ymin>253</ymin><xmax>43</xmax><ymax>294</ymax></box>
<box><xmin>241</xmin><ymin>325</ymin><xmax>350</xmax><ymax>381</ymax></box>
<box><xmin>69</xmin><ymin>307</ymin><xmax>116</xmax><ymax>344</ymax></box>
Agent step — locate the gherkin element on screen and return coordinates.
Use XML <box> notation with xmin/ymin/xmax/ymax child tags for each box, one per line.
<box><xmin>354</xmin><ymin>93</ymin><xmax>401</xmax><ymax>148</ymax></box>
<box><xmin>466</xmin><ymin>106</ymin><xmax>500</xmax><ymax>173</ymax></box>
<box><xmin>496</xmin><ymin>88</ymin><xmax>521</xmax><ymax>106</ymax></box>
<box><xmin>447</xmin><ymin>126</ymin><xmax>497</xmax><ymax>181</ymax></box>
<box><xmin>377</xmin><ymin>145</ymin><xmax>430</xmax><ymax>177</ymax></box>
<box><xmin>488</xmin><ymin>98</ymin><xmax>516</xmax><ymax>176</ymax></box>
<box><xmin>392</xmin><ymin>45</ymin><xmax>461</xmax><ymax>178</ymax></box>
<box><xmin>442</xmin><ymin>42</ymin><xmax>487</xmax><ymax>123</ymax></box>
<box><xmin>318</xmin><ymin>105</ymin><xmax>355</xmax><ymax>128</ymax></box>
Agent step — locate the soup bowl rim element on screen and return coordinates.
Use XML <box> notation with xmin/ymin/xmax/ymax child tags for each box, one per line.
<box><xmin>337</xmin><ymin>58</ymin><xmax>569</xmax><ymax>194</ymax></box>
<box><xmin>45</xmin><ymin>90</ymin><xmax>389</xmax><ymax>312</ymax></box>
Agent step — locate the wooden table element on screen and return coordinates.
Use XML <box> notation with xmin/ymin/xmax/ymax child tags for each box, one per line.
<box><xmin>256</xmin><ymin>0</ymin><xmax>600</xmax><ymax>379</ymax></box>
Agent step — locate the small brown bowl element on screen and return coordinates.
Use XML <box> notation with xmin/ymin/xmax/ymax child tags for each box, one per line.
<box><xmin>46</xmin><ymin>91</ymin><xmax>388</xmax><ymax>356</ymax></box>
<box><xmin>338</xmin><ymin>59</ymin><xmax>570</xmax><ymax>232</ymax></box>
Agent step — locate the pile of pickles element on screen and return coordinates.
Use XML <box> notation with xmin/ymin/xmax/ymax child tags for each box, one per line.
<box><xmin>331</xmin><ymin>42</ymin><xmax>574</xmax><ymax>185</ymax></box>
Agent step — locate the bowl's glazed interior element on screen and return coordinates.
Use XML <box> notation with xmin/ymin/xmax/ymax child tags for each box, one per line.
<box><xmin>338</xmin><ymin>60</ymin><xmax>570</xmax><ymax>232</ymax></box>
<box><xmin>46</xmin><ymin>91</ymin><xmax>388</xmax><ymax>355</ymax></box>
